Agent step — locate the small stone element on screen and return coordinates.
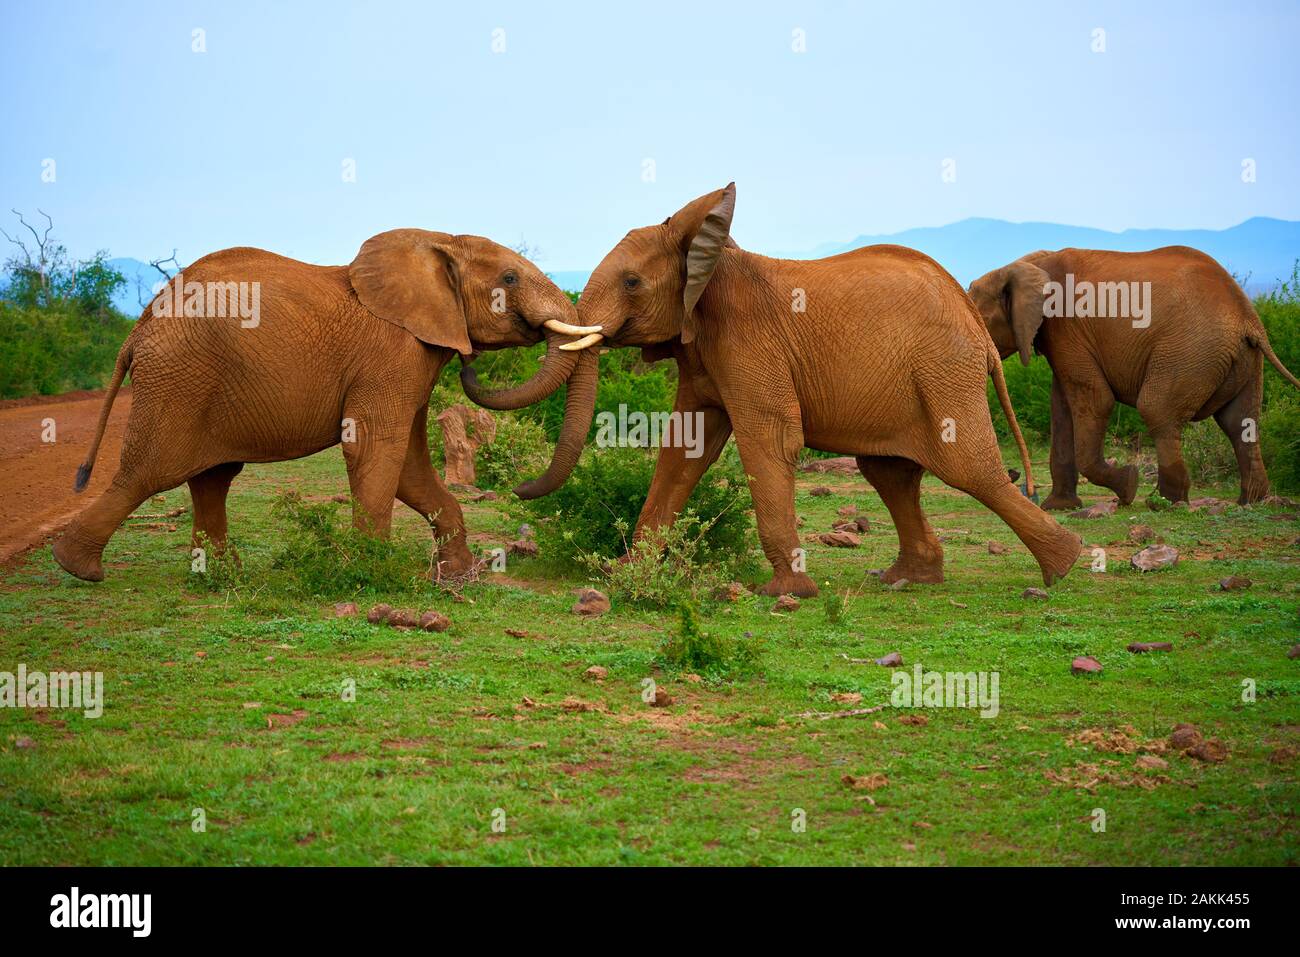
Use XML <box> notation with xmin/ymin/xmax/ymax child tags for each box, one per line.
<box><xmin>1218</xmin><ymin>575</ymin><xmax>1252</xmax><ymax>591</ymax></box>
<box><xmin>507</xmin><ymin>538</ymin><xmax>539</xmax><ymax>557</ymax></box>
<box><xmin>505</xmin><ymin>628</ymin><xmax>528</xmax><ymax>638</ymax></box>
<box><xmin>14</xmin><ymin>736</ymin><xmax>35</xmax><ymax>750</ymax></box>
<box><xmin>888</xmin><ymin>578</ymin><xmax>910</xmax><ymax>591</ymax></box>
<box><xmin>517</xmin><ymin>523</ymin><xmax>534</xmax><ymax>539</ymax></box>
<box><xmin>715</xmin><ymin>581</ymin><xmax>746</xmax><ymax>602</ymax></box>
<box><xmin>1071</xmin><ymin>655</ymin><xmax>1103</xmax><ymax>675</ymax></box>
<box><xmin>1288</xmin><ymin>644</ymin><xmax>1300</xmax><ymax>659</ymax></box>
<box><xmin>830</xmin><ymin>692</ymin><xmax>862</xmax><ymax>704</ymax></box>
<box><xmin>818</xmin><ymin>531</ymin><xmax>860</xmax><ymax>548</ymax></box>
<box><xmin>1023</xmin><ymin>587</ymin><xmax>1049</xmax><ymax>600</ymax></box>
<box><xmin>1128</xmin><ymin>524</ymin><xmax>1155</xmax><ymax>543</ymax></box>
<box><xmin>333</xmin><ymin>601</ymin><xmax>359</xmax><ymax>617</ymax></box>
<box><xmin>1135</xmin><ymin>755</ymin><xmax>1169</xmax><ymax>771</ymax></box>
<box><xmin>809</xmin><ymin>486</ymin><xmax>833</xmax><ymax>497</ymax></box>
<box><xmin>837</xmin><ymin>504</ymin><xmax>858</xmax><ymax>517</ymax></box>
<box><xmin>897</xmin><ymin>714</ymin><xmax>928</xmax><ymax>726</ymax></box>
<box><xmin>1169</xmin><ymin>724</ymin><xmax>1203</xmax><ymax>751</ymax></box>
<box><xmin>875</xmin><ymin>651</ymin><xmax>904</xmax><ymax>667</ymax></box>
<box><xmin>1131</xmin><ymin>544</ymin><xmax>1179</xmax><ymax>572</ymax></box>
<box><xmin>330</xmin><ymin>493</ymin><xmax>350</xmax><ymax>503</ymax></box>
<box><xmin>572</xmin><ymin>589</ymin><xmax>611</xmax><ymax>617</ymax></box>
<box><xmin>367</xmin><ymin>603</ymin><xmax>393</xmax><ymax>624</ymax></box>
<box><xmin>1186</xmin><ymin>739</ymin><xmax>1228</xmax><ymax>763</ymax></box>
<box><xmin>988</xmin><ymin>541</ymin><xmax>1010</xmax><ymax>555</ymax></box>
<box><xmin>388</xmin><ymin>608</ymin><xmax>419</xmax><ymax>628</ymax></box>
<box><xmin>683</xmin><ymin>673</ymin><xmax>702</xmax><ymax>684</ymax></box>
<box><xmin>584</xmin><ymin>665</ymin><xmax>608</xmax><ymax>681</ymax></box>
<box><xmin>418</xmin><ymin>610</ymin><xmax>451</xmax><ymax>633</ymax></box>
<box><xmin>1071</xmin><ymin>501</ymin><xmax>1117</xmax><ymax>519</ymax></box>
<box><xmin>842</xmin><ymin>773</ymin><xmax>889</xmax><ymax>791</ymax></box>
<box><xmin>773</xmin><ymin>594</ymin><xmax>800</xmax><ymax>613</ymax></box>
<box><xmin>1127</xmin><ymin>641</ymin><xmax>1173</xmax><ymax>653</ymax></box>
<box><xmin>851</xmin><ymin>516</ymin><xmax>871</xmax><ymax>533</ymax></box>
<box><xmin>650</xmin><ymin>688</ymin><xmax>674</xmax><ymax>708</ymax></box>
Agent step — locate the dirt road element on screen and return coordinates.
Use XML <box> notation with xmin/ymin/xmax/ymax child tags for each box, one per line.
<box><xmin>0</xmin><ymin>386</ymin><xmax>131</xmax><ymax>566</ymax></box>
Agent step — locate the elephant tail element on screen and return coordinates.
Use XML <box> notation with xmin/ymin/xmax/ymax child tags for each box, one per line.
<box><xmin>1248</xmin><ymin>326</ymin><xmax>1300</xmax><ymax>392</ymax></box>
<box><xmin>75</xmin><ymin>337</ymin><xmax>133</xmax><ymax>493</ymax></box>
<box><xmin>988</xmin><ymin>346</ymin><xmax>1035</xmax><ymax>498</ymax></box>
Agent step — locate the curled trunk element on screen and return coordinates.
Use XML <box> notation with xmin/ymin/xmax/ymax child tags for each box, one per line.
<box><xmin>513</xmin><ymin>346</ymin><xmax>600</xmax><ymax>499</ymax></box>
<box><xmin>460</xmin><ymin>331</ymin><xmax>578</xmax><ymax>410</ymax></box>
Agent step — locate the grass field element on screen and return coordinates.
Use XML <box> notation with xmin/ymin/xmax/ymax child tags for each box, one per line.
<box><xmin>1</xmin><ymin>443</ymin><xmax>1297</xmax><ymax>866</ymax></box>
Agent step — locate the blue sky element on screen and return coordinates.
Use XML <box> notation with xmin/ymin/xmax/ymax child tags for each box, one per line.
<box><xmin>2</xmin><ymin>0</ymin><xmax>1297</xmax><ymax>271</ymax></box>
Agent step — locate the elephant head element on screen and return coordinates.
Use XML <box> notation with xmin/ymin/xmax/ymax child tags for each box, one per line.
<box><xmin>573</xmin><ymin>183</ymin><xmax>737</xmax><ymax>348</ymax></box>
<box><xmin>349</xmin><ymin>229</ymin><xmax>603</xmax><ymax>498</ymax></box>
<box><xmin>968</xmin><ymin>255</ymin><xmax>1052</xmax><ymax>366</ymax></box>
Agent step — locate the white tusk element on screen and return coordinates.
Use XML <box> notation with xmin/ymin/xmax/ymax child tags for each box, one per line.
<box><xmin>543</xmin><ymin>319</ymin><xmax>603</xmax><ymax>336</ymax></box>
<box><xmin>558</xmin><ymin>333</ymin><xmax>605</xmax><ymax>351</ymax></box>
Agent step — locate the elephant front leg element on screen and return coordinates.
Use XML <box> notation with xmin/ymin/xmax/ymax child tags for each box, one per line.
<box><xmin>733</xmin><ymin>419</ymin><xmax>818</xmax><ymax>599</ymax></box>
<box><xmin>631</xmin><ymin>405</ymin><xmax>732</xmax><ymax>555</ymax></box>
<box><xmin>396</xmin><ymin>407</ymin><xmax>475</xmax><ymax>579</ymax></box>
<box><xmin>341</xmin><ymin>414</ymin><xmax>409</xmax><ymax>538</ymax></box>
<box><xmin>1041</xmin><ymin>377</ymin><xmax>1083</xmax><ymax>511</ymax></box>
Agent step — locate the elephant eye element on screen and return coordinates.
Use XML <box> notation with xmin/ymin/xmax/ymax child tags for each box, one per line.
<box><xmin>502</xmin><ymin>272</ymin><xmax>518</xmax><ymax>287</ymax></box>
<box><xmin>623</xmin><ymin>276</ymin><xmax>640</xmax><ymax>290</ymax></box>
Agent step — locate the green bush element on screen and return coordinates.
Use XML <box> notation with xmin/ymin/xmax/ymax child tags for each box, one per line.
<box><xmin>584</xmin><ymin>510</ymin><xmax>735</xmax><ymax>607</ymax></box>
<box><xmin>657</xmin><ymin>602</ymin><xmax>761</xmax><ymax>679</ymax></box>
<box><xmin>519</xmin><ymin>443</ymin><xmax>758</xmax><ymax>575</ymax></box>
<box><xmin>1261</xmin><ymin>391</ymin><xmax>1300</xmax><ymax>493</ymax></box>
<box><xmin>0</xmin><ymin>300</ymin><xmax>133</xmax><ymax>399</ymax></box>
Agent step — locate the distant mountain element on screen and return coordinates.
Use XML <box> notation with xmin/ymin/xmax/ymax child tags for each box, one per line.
<box><xmin>108</xmin><ymin>217</ymin><xmax>1299</xmax><ymax>314</ymax></box>
<box><xmin>775</xmin><ymin>217</ymin><xmax>1300</xmax><ymax>293</ymax></box>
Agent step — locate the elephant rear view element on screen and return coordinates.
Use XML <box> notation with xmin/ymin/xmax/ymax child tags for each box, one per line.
<box><xmin>969</xmin><ymin>246</ymin><xmax>1300</xmax><ymax>507</ymax></box>
<box><xmin>52</xmin><ymin>230</ymin><xmax>603</xmax><ymax>582</ymax></box>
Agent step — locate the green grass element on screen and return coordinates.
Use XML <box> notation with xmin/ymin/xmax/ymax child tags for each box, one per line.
<box><xmin>1</xmin><ymin>446</ymin><xmax>1297</xmax><ymax>865</ymax></box>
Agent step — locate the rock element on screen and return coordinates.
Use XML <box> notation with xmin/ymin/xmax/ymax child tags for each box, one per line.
<box><xmin>366</xmin><ymin>603</ymin><xmax>393</xmax><ymax>624</ymax></box>
<box><xmin>1218</xmin><ymin>575</ymin><xmax>1252</xmax><ymax>591</ymax></box>
<box><xmin>842</xmin><ymin>773</ymin><xmax>889</xmax><ymax>790</ymax></box>
<box><xmin>897</xmin><ymin>714</ymin><xmax>928</xmax><ymax>726</ymax></box>
<box><xmin>507</xmin><ymin>538</ymin><xmax>539</xmax><ymax>557</ymax></box>
<box><xmin>850</xmin><ymin>516</ymin><xmax>871</xmax><ymax>533</ymax></box>
<box><xmin>799</xmin><ymin>456</ymin><xmax>859</xmax><ymax>475</ymax></box>
<box><xmin>1131</xmin><ymin>544</ymin><xmax>1179</xmax><ymax>572</ymax></box>
<box><xmin>650</xmin><ymin>688</ymin><xmax>674</xmax><ymax>707</ymax></box>
<box><xmin>1260</xmin><ymin>494</ymin><xmax>1297</xmax><ymax>508</ymax></box>
<box><xmin>1289</xmin><ymin>644</ymin><xmax>1300</xmax><ymax>659</ymax></box>
<box><xmin>517</xmin><ymin>523</ymin><xmax>534</xmax><ymax>539</ymax></box>
<box><xmin>584</xmin><ymin>665</ymin><xmax>608</xmax><ymax>681</ymax></box>
<box><xmin>875</xmin><ymin>651</ymin><xmax>904</xmax><ymax>667</ymax></box>
<box><xmin>887</xmin><ymin>578</ymin><xmax>910</xmax><ymax>591</ymax></box>
<box><xmin>437</xmin><ymin>404</ymin><xmax>497</xmax><ymax>486</ymax></box>
<box><xmin>387</xmin><ymin>608</ymin><xmax>419</xmax><ymax>628</ymax></box>
<box><xmin>471</xmin><ymin>490</ymin><xmax>499</xmax><ymax>502</ymax></box>
<box><xmin>683</xmin><ymin>673</ymin><xmax>702</xmax><ymax>684</ymax></box>
<box><xmin>418</xmin><ymin>611</ymin><xmax>451</xmax><ymax>633</ymax></box>
<box><xmin>809</xmin><ymin>486</ymin><xmax>833</xmax><ymax>497</ymax></box>
<box><xmin>1071</xmin><ymin>501</ymin><xmax>1117</xmax><ymax>519</ymax></box>
<box><xmin>1187</xmin><ymin>496</ymin><xmax>1222</xmax><ymax>511</ymax></box>
<box><xmin>1071</xmin><ymin>656</ymin><xmax>1103</xmax><ymax>675</ymax></box>
<box><xmin>333</xmin><ymin>601</ymin><xmax>359</xmax><ymax>617</ymax></box>
<box><xmin>1128</xmin><ymin>524</ymin><xmax>1155</xmax><ymax>543</ymax></box>
<box><xmin>818</xmin><ymin>531</ymin><xmax>860</xmax><ymax>548</ymax></box>
<box><xmin>1023</xmin><ymin>587</ymin><xmax>1049</xmax><ymax>600</ymax></box>
<box><xmin>572</xmin><ymin>589</ymin><xmax>610</xmax><ymax>617</ymax></box>
<box><xmin>1135</xmin><ymin>755</ymin><xmax>1169</xmax><ymax>771</ymax></box>
<box><xmin>988</xmin><ymin>541</ymin><xmax>1010</xmax><ymax>555</ymax></box>
<box><xmin>715</xmin><ymin>581</ymin><xmax>747</xmax><ymax>602</ymax></box>
<box><xmin>773</xmin><ymin>594</ymin><xmax>800</xmax><ymax>613</ymax></box>
<box><xmin>1186</xmin><ymin>739</ymin><xmax>1228</xmax><ymax>763</ymax></box>
<box><xmin>14</xmin><ymin>736</ymin><xmax>35</xmax><ymax>750</ymax></box>
<box><xmin>1169</xmin><ymin>724</ymin><xmax>1203</xmax><ymax>751</ymax></box>
<box><xmin>1268</xmin><ymin>512</ymin><xmax>1298</xmax><ymax>522</ymax></box>
<box><xmin>505</xmin><ymin>628</ymin><xmax>529</xmax><ymax>638</ymax></box>
<box><xmin>830</xmin><ymin>691</ymin><xmax>862</xmax><ymax>704</ymax></box>
<box><xmin>836</xmin><ymin>504</ymin><xmax>858</xmax><ymax>517</ymax></box>
<box><xmin>1127</xmin><ymin>641</ymin><xmax>1173</xmax><ymax>653</ymax></box>
<box><xmin>330</xmin><ymin>493</ymin><xmax>350</xmax><ymax>503</ymax></box>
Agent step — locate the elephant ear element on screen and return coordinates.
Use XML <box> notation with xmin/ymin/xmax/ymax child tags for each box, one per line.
<box><xmin>348</xmin><ymin>229</ymin><xmax>471</xmax><ymax>355</ymax></box>
<box><xmin>1004</xmin><ymin>259</ymin><xmax>1050</xmax><ymax>367</ymax></box>
<box><xmin>668</xmin><ymin>183</ymin><xmax>736</xmax><ymax>344</ymax></box>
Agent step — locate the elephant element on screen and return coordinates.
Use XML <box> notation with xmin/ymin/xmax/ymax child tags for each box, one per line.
<box><xmin>52</xmin><ymin>229</ymin><xmax>603</xmax><ymax>582</ymax></box>
<box><xmin>968</xmin><ymin>247</ymin><xmax>1300</xmax><ymax>508</ymax></box>
<box><xmin>567</xmin><ymin>184</ymin><xmax>1082</xmax><ymax>598</ymax></box>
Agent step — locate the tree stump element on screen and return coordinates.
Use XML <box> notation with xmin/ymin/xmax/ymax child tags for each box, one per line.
<box><xmin>437</xmin><ymin>404</ymin><xmax>496</xmax><ymax>486</ymax></box>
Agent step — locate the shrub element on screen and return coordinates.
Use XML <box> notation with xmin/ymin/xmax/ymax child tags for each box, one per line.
<box><xmin>519</xmin><ymin>443</ymin><xmax>758</xmax><ymax>575</ymax></box>
<box><xmin>475</xmin><ymin>413</ymin><xmax>554</xmax><ymax>491</ymax></box>
<box><xmin>1261</xmin><ymin>391</ymin><xmax>1300</xmax><ymax>493</ymax></box>
<box><xmin>1182</xmin><ymin>419</ymin><xmax>1238</xmax><ymax>486</ymax></box>
<box><xmin>584</xmin><ymin>510</ymin><xmax>735</xmax><ymax>608</ymax></box>
<box><xmin>657</xmin><ymin>602</ymin><xmax>761</xmax><ymax>678</ymax></box>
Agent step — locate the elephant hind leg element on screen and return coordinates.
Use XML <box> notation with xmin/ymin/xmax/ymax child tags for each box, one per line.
<box><xmin>52</xmin><ymin>472</ymin><xmax>160</xmax><ymax>581</ymax></box>
<box><xmin>1136</xmin><ymin>390</ymin><xmax>1192</xmax><ymax>503</ymax></box>
<box><xmin>855</xmin><ymin>455</ymin><xmax>944</xmax><ymax>584</ymax></box>
<box><xmin>188</xmin><ymin>462</ymin><xmax>244</xmax><ymax>556</ymax></box>
<box><xmin>395</xmin><ymin>407</ymin><xmax>474</xmax><ymax>578</ymax></box>
<box><xmin>1212</xmin><ymin>380</ymin><xmax>1269</xmax><ymax>504</ymax></box>
<box><xmin>1066</xmin><ymin>381</ymin><xmax>1139</xmax><ymax>505</ymax></box>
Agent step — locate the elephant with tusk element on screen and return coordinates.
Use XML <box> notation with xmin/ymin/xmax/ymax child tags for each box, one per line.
<box><xmin>565</xmin><ymin>183</ymin><xmax>1081</xmax><ymax>598</ymax></box>
<box><xmin>52</xmin><ymin>229</ymin><xmax>603</xmax><ymax>583</ymax></box>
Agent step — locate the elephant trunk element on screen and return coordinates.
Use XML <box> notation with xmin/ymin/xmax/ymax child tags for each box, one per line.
<box><xmin>513</xmin><ymin>346</ymin><xmax>599</xmax><ymax>499</ymax></box>
<box><xmin>460</xmin><ymin>329</ymin><xmax>578</xmax><ymax>410</ymax></box>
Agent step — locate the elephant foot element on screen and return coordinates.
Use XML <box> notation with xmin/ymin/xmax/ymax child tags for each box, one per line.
<box><xmin>52</xmin><ymin>527</ymin><xmax>105</xmax><ymax>582</ymax></box>
<box><xmin>1040</xmin><ymin>492</ymin><xmax>1083</xmax><ymax>512</ymax></box>
<box><xmin>433</xmin><ymin>540</ymin><xmax>476</xmax><ymax>580</ymax></box>
<box><xmin>880</xmin><ymin>558</ymin><xmax>944</xmax><ymax>585</ymax></box>
<box><xmin>1116</xmin><ymin>465</ymin><xmax>1140</xmax><ymax>506</ymax></box>
<box><xmin>759</xmin><ymin>572</ymin><xmax>819</xmax><ymax>598</ymax></box>
<box><xmin>1035</xmin><ymin>528</ymin><xmax>1083</xmax><ymax>587</ymax></box>
<box><xmin>1238</xmin><ymin>478</ymin><xmax>1269</xmax><ymax>505</ymax></box>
